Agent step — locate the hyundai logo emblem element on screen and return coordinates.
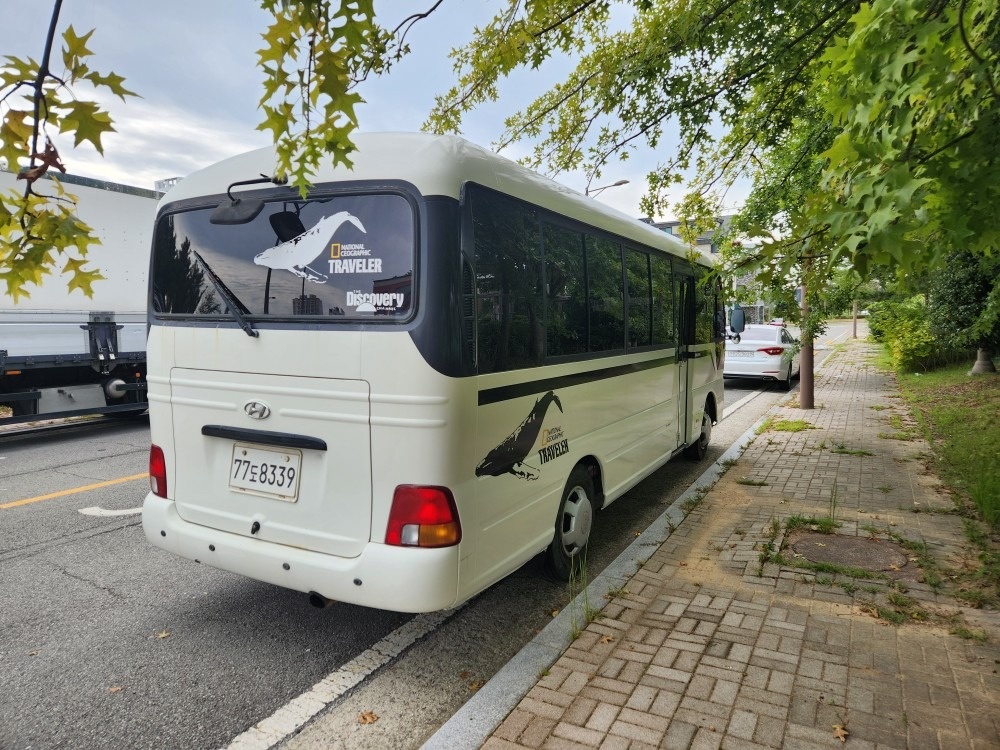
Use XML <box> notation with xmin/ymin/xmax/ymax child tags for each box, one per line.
<box><xmin>244</xmin><ymin>401</ymin><xmax>271</xmax><ymax>420</ymax></box>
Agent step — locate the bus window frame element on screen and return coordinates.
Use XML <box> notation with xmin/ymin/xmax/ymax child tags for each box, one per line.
<box><xmin>149</xmin><ymin>181</ymin><xmax>423</xmax><ymax>328</ymax></box>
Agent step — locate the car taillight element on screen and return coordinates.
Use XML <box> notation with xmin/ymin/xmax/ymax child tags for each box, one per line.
<box><xmin>758</xmin><ymin>347</ymin><xmax>784</xmax><ymax>356</ymax></box>
<box><xmin>385</xmin><ymin>485</ymin><xmax>461</xmax><ymax>547</ymax></box>
<box><xmin>149</xmin><ymin>444</ymin><xmax>167</xmax><ymax>498</ymax></box>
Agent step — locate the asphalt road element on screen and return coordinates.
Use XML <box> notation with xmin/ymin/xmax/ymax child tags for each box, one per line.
<box><xmin>0</xmin><ymin>326</ymin><xmax>858</xmax><ymax>750</ymax></box>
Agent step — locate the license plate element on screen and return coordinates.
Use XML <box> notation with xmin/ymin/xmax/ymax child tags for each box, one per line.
<box><xmin>229</xmin><ymin>443</ymin><xmax>301</xmax><ymax>502</ymax></box>
<box><xmin>728</xmin><ymin>350</ymin><xmax>754</xmax><ymax>358</ymax></box>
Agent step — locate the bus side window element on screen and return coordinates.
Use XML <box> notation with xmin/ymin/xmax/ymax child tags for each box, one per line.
<box><xmin>650</xmin><ymin>254</ymin><xmax>675</xmax><ymax>349</ymax></box>
<box><xmin>471</xmin><ymin>186</ymin><xmax>543</xmax><ymax>373</ymax></box>
<box><xmin>693</xmin><ymin>270</ymin><xmax>715</xmax><ymax>345</ymax></box>
<box><xmin>626</xmin><ymin>249</ymin><xmax>652</xmax><ymax>350</ymax></box>
<box><xmin>543</xmin><ymin>223</ymin><xmax>587</xmax><ymax>358</ymax></box>
<box><xmin>586</xmin><ymin>236</ymin><xmax>625</xmax><ymax>353</ymax></box>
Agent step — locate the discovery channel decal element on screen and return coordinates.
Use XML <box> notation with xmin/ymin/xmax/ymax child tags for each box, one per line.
<box><xmin>476</xmin><ymin>391</ymin><xmax>568</xmax><ymax>481</ymax></box>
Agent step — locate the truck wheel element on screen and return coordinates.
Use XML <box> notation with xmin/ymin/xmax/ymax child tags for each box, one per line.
<box><xmin>545</xmin><ymin>465</ymin><xmax>595</xmax><ymax>581</ymax></box>
<box><xmin>685</xmin><ymin>410</ymin><xmax>712</xmax><ymax>461</ymax></box>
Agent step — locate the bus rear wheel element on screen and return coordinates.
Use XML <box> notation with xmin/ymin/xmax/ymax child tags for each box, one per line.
<box><xmin>685</xmin><ymin>410</ymin><xmax>712</xmax><ymax>461</ymax></box>
<box><xmin>545</xmin><ymin>465</ymin><xmax>595</xmax><ymax>581</ymax></box>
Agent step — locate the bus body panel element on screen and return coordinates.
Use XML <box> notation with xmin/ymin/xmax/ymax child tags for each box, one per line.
<box><xmin>169</xmin><ymin>366</ymin><xmax>372</xmax><ymax>558</ymax></box>
<box><xmin>470</xmin><ymin>352</ymin><xmax>683</xmax><ymax>588</ymax></box>
<box><xmin>142</xmin><ymin>493</ymin><xmax>461</xmax><ymax>613</ymax></box>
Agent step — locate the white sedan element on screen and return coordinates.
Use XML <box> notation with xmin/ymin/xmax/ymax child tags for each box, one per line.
<box><xmin>724</xmin><ymin>324</ymin><xmax>800</xmax><ymax>390</ymax></box>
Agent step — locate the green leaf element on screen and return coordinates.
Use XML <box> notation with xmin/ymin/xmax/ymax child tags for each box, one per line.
<box><xmin>58</xmin><ymin>99</ymin><xmax>115</xmax><ymax>154</ymax></box>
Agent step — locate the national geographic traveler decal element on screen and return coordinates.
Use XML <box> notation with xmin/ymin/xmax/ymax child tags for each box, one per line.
<box><xmin>476</xmin><ymin>391</ymin><xmax>566</xmax><ymax>481</ymax></box>
<box><xmin>254</xmin><ymin>211</ymin><xmax>367</xmax><ymax>283</ymax></box>
<box><xmin>329</xmin><ymin>242</ymin><xmax>382</xmax><ymax>274</ymax></box>
<box><xmin>538</xmin><ymin>425</ymin><xmax>569</xmax><ymax>465</ymax></box>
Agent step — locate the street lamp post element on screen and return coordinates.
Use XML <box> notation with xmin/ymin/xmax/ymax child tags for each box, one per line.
<box><xmin>586</xmin><ymin>179</ymin><xmax>629</xmax><ymax>197</ymax></box>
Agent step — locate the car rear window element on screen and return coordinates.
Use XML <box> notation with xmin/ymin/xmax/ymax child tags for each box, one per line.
<box><xmin>739</xmin><ymin>327</ymin><xmax>779</xmax><ymax>342</ymax></box>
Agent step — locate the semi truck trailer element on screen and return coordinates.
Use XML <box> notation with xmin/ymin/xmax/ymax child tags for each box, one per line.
<box><xmin>1</xmin><ymin>168</ymin><xmax>160</xmax><ymax>423</ymax></box>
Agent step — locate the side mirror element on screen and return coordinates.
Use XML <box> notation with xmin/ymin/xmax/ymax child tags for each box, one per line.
<box><xmin>210</xmin><ymin>198</ymin><xmax>265</xmax><ymax>225</ymax></box>
<box><xmin>209</xmin><ymin>173</ymin><xmax>287</xmax><ymax>225</ymax></box>
<box><xmin>729</xmin><ymin>305</ymin><xmax>746</xmax><ymax>334</ymax></box>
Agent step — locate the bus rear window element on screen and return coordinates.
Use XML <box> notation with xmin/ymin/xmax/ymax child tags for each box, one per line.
<box><xmin>152</xmin><ymin>193</ymin><xmax>414</xmax><ymax>320</ymax></box>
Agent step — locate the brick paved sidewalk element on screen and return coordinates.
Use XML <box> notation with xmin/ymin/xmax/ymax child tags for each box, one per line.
<box><xmin>483</xmin><ymin>342</ymin><xmax>1000</xmax><ymax>750</ymax></box>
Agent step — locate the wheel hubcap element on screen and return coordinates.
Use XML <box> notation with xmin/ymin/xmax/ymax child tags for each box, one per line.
<box><xmin>561</xmin><ymin>485</ymin><xmax>593</xmax><ymax>556</ymax></box>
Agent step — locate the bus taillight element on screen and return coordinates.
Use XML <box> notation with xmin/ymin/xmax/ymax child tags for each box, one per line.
<box><xmin>149</xmin><ymin>444</ymin><xmax>168</xmax><ymax>498</ymax></box>
<box><xmin>385</xmin><ymin>485</ymin><xmax>461</xmax><ymax>548</ymax></box>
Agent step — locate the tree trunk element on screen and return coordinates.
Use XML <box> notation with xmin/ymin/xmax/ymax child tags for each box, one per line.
<box><xmin>799</xmin><ymin>280</ymin><xmax>813</xmax><ymax>409</ymax></box>
<box><xmin>968</xmin><ymin>348</ymin><xmax>997</xmax><ymax>375</ymax></box>
<box><xmin>852</xmin><ymin>300</ymin><xmax>858</xmax><ymax>339</ymax></box>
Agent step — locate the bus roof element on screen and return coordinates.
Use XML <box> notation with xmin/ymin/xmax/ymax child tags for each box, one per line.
<box><xmin>163</xmin><ymin>132</ymin><xmax>713</xmax><ymax>267</ymax></box>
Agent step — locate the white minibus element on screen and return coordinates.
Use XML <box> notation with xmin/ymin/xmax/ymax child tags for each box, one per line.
<box><xmin>142</xmin><ymin>133</ymin><xmax>727</xmax><ymax>613</ymax></box>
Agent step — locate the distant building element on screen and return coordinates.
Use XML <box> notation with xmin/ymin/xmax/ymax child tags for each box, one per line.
<box><xmin>155</xmin><ymin>176</ymin><xmax>182</xmax><ymax>192</ymax></box>
<box><xmin>640</xmin><ymin>216</ymin><xmax>733</xmax><ymax>254</ymax></box>
<box><xmin>641</xmin><ymin>214</ymin><xmax>777</xmax><ymax>323</ymax></box>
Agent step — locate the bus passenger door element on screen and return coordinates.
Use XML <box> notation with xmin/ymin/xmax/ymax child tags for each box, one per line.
<box><xmin>675</xmin><ymin>274</ymin><xmax>695</xmax><ymax>447</ymax></box>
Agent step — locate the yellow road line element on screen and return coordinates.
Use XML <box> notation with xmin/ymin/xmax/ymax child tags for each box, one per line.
<box><xmin>0</xmin><ymin>473</ymin><xmax>148</xmax><ymax>510</ymax></box>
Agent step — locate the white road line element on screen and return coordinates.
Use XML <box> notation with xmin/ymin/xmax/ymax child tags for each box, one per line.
<box><xmin>224</xmin><ymin>606</ymin><xmax>462</xmax><ymax>750</ymax></box>
<box><xmin>723</xmin><ymin>387</ymin><xmax>767</xmax><ymax>419</ymax></box>
<box><xmin>78</xmin><ymin>506</ymin><xmax>143</xmax><ymax>517</ymax></box>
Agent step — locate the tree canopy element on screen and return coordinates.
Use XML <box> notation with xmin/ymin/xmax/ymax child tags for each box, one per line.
<box><xmin>2</xmin><ymin>0</ymin><xmax>998</xmax><ymax>309</ymax></box>
<box><xmin>425</xmin><ymin>0</ymin><xmax>998</xmax><ymax>289</ymax></box>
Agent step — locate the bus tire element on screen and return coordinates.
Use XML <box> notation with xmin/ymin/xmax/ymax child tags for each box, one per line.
<box><xmin>545</xmin><ymin>465</ymin><xmax>595</xmax><ymax>581</ymax></box>
<box><xmin>685</xmin><ymin>410</ymin><xmax>712</xmax><ymax>461</ymax></box>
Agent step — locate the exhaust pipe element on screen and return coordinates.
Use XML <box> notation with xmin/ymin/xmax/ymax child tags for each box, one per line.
<box><xmin>308</xmin><ymin>591</ymin><xmax>335</xmax><ymax>609</ymax></box>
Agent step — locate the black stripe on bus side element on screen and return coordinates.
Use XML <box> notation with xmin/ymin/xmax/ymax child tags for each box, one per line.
<box><xmin>478</xmin><ymin>355</ymin><xmax>677</xmax><ymax>406</ymax></box>
<box><xmin>201</xmin><ymin>425</ymin><xmax>328</xmax><ymax>451</ymax></box>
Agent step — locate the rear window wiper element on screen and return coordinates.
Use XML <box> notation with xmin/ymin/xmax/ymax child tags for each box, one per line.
<box><xmin>193</xmin><ymin>250</ymin><xmax>259</xmax><ymax>338</ymax></box>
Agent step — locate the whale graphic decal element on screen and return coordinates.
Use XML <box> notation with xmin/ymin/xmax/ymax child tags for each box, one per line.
<box><xmin>254</xmin><ymin>211</ymin><xmax>366</xmax><ymax>283</ymax></box>
<box><xmin>476</xmin><ymin>391</ymin><xmax>563</xmax><ymax>481</ymax></box>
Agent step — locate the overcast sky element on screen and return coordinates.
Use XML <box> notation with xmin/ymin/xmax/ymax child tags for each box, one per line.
<box><xmin>4</xmin><ymin>1</ymin><xmax>703</xmax><ymax>219</ymax></box>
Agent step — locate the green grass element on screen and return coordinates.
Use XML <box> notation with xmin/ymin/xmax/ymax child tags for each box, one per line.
<box><xmin>786</xmin><ymin>514</ymin><xmax>839</xmax><ymax>534</ymax></box>
<box><xmin>764</xmin><ymin>418</ymin><xmax>817</xmax><ymax>432</ymax></box>
<box><xmin>895</xmin><ymin>362</ymin><xmax>1000</xmax><ymax>528</ymax></box>
<box><xmin>831</xmin><ymin>446</ymin><xmax>875</xmax><ymax>457</ymax></box>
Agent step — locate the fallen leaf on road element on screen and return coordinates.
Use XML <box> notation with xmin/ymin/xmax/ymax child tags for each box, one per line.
<box><xmin>600</xmin><ymin>635</ymin><xmax>614</xmax><ymax>644</ymax></box>
<box><xmin>550</xmin><ymin>609</ymin><xmax>560</xmax><ymax>618</ymax></box>
<box><xmin>679</xmin><ymin>562</ymin><xmax>688</xmax><ymax>567</ymax></box>
<box><xmin>458</xmin><ymin>671</ymin><xmax>471</xmax><ymax>680</ymax></box>
<box><xmin>28</xmin><ymin>649</ymin><xmax>40</xmax><ymax>657</ymax></box>
<box><xmin>107</xmin><ymin>686</ymin><xmax>123</xmax><ymax>694</ymax></box>
<box><xmin>469</xmin><ymin>680</ymin><xmax>485</xmax><ymax>692</ymax></box>
<box><xmin>815</xmin><ymin>542</ymin><xmax>826</xmax><ymax>547</ymax></box>
<box><xmin>832</xmin><ymin>725</ymin><xmax>849</xmax><ymax>742</ymax></box>
<box><xmin>154</xmin><ymin>630</ymin><xmax>171</xmax><ymax>640</ymax></box>
<box><xmin>359</xmin><ymin>711</ymin><xmax>379</xmax><ymax>725</ymax></box>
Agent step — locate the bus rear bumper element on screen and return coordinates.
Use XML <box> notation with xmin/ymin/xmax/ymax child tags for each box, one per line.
<box><xmin>142</xmin><ymin>494</ymin><xmax>461</xmax><ymax>613</ymax></box>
